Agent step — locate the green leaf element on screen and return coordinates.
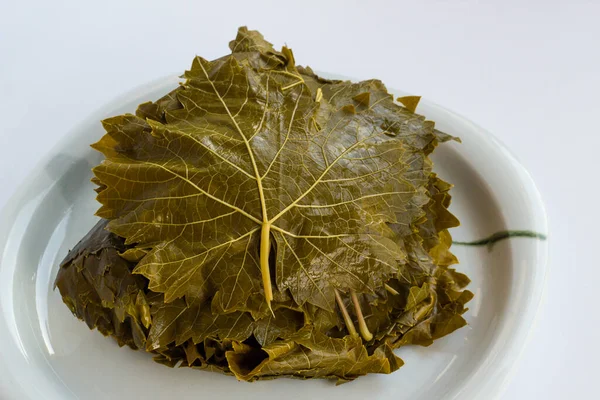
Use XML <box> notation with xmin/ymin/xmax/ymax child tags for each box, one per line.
<box><xmin>92</xmin><ymin>32</ymin><xmax>434</xmax><ymax>313</ymax></box>
<box><xmin>55</xmin><ymin>219</ymin><xmax>150</xmax><ymax>349</ymax></box>
<box><xmin>396</xmin><ymin>96</ymin><xmax>421</xmax><ymax>113</ymax></box>
<box><xmin>405</xmin><ymin>283</ymin><xmax>431</xmax><ymax>311</ymax></box>
<box><xmin>55</xmin><ymin>26</ymin><xmax>474</xmax><ymax>383</ymax></box>
<box><xmin>253</xmin><ymin>307</ymin><xmax>305</xmax><ymax>346</ymax></box>
<box><xmin>226</xmin><ymin>327</ymin><xmax>403</xmax><ymax>382</ymax></box>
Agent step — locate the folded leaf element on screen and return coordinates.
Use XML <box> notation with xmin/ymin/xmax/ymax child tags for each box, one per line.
<box><xmin>55</xmin><ymin>26</ymin><xmax>473</xmax><ymax>383</ymax></box>
<box><xmin>226</xmin><ymin>328</ymin><xmax>403</xmax><ymax>383</ymax></box>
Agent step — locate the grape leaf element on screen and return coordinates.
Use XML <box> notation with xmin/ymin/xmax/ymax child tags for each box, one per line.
<box><xmin>55</xmin><ymin>26</ymin><xmax>473</xmax><ymax>383</ymax></box>
<box><xmin>91</xmin><ymin>31</ymin><xmax>432</xmax><ymax>312</ymax></box>
<box><xmin>226</xmin><ymin>327</ymin><xmax>403</xmax><ymax>383</ymax></box>
<box><xmin>54</xmin><ymin>219</ymin><xmax>150</xmax><ymax>350</ymax></box>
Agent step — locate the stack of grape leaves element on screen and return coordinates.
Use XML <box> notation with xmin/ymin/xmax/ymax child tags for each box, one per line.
<box><xmin>55</xmin><ymin>27</ymin><xmax>473</xmax><ymax>384</ymax></box>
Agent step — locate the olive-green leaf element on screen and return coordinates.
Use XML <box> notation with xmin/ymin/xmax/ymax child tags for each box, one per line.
<box><xmin>91</xmin><ymin>33</ymin><xmax>431</xmax><ymax>312</ymax></box>
<box><xmin>55</xmin><ymin>26</ymin><xmax>474</xmax><ymax>383</ymax></box>
<box><xmin>226</xmin><ymin>327</ymin><xmax>403</xmax><ymax>382</ymax></box>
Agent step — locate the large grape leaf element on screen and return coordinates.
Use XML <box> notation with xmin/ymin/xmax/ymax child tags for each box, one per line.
<box><xmin>91</xmin><ymin>30</ymin><xmax>432</xmax><ymax>312</ymax></box>
<box><xmin>54</xmin><ymin>27</ymin><xmax>474</xmax><ymax>383</ymax></box>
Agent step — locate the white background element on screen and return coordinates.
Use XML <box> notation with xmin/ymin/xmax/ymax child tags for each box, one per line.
<box><xmin>0</xmin><ymin>0</ymin><xmax>597</xmax><ymax>398</ymax></box>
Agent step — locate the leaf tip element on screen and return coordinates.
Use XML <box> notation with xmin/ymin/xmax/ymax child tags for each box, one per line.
<box><xmin>397</xmin><ymin>95</ymin><xmax>421</xmax><ymax>113</ymax></box>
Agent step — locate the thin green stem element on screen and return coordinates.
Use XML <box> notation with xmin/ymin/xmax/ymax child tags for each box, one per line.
<box><xmin>453</xmin><ymin>230</ymin><xmax>547</xmax><ymax>248</ymax></box>
<box><xmin>334</xmin><ymin>289</ymin><xmax>357</xmax><ymax>337</ymax></box>
<box><xmin>350</xmin><ymin>290</ymin><xmax>373</xmax><ymax>342</ymax></box>
<box><xmin>384</xmin><ymin>283</ymin><xmax>399</xmax><ymax>296</ymax></box>
<box><xmin>260</xmin><ymin>222</ymin><xmax>273</xmax><ymax>314</ymax></box>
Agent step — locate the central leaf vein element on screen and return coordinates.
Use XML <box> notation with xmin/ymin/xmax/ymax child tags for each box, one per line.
<box><xmin>197</xmin><ymin>58</ymin><xmax>273</xmax><ymax>307</ymax></box>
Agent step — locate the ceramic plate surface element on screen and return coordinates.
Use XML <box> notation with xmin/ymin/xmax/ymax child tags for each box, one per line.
<box><xmin>0</xmin><ymin>75</ymin><xmax>547</xmax><ymax>400</ymax></box>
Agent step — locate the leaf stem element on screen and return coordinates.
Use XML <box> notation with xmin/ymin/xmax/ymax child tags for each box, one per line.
<box><xmin>315</xmin><ymin>87</ymin><xmax>323</xmax><ymax>102</ymax></box>
<box><xmin>334</xmin><ymin>289</ymin><xmax>357</xmax><ymax>337</ymax></box>
<box><xmin>452</xmin><ymin>230</ymin><xmax>547</xmax><ymax>248</ymax></box>
<box><xmin>384</xmin><ymin>283</ymin><xmax>399</xmax><ymax>296</ymax></box>
<box><xmin>281</xmin><ymin>80</ymin><xmax>303</xmax><ymax>91</ymax></box>
<box><xmin>197</xmin><ymin>58</ymin><xmax>274</xmax><ymax>309</ymax></box>
<box><xmin>260</xmin><ymin>222</ymin><xmax>273</xmax><ymax>313</ymax></box>
<box><xmin>350</xmin><ymin>290</ymin><xmax>373</xmax><ymax>341</ymax></box>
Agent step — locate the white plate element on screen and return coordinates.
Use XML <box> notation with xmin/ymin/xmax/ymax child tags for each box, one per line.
<box><xmin>0</xmin><ymin>76</ymin><xmax>548</xmax><ymax>400</ymax></box>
